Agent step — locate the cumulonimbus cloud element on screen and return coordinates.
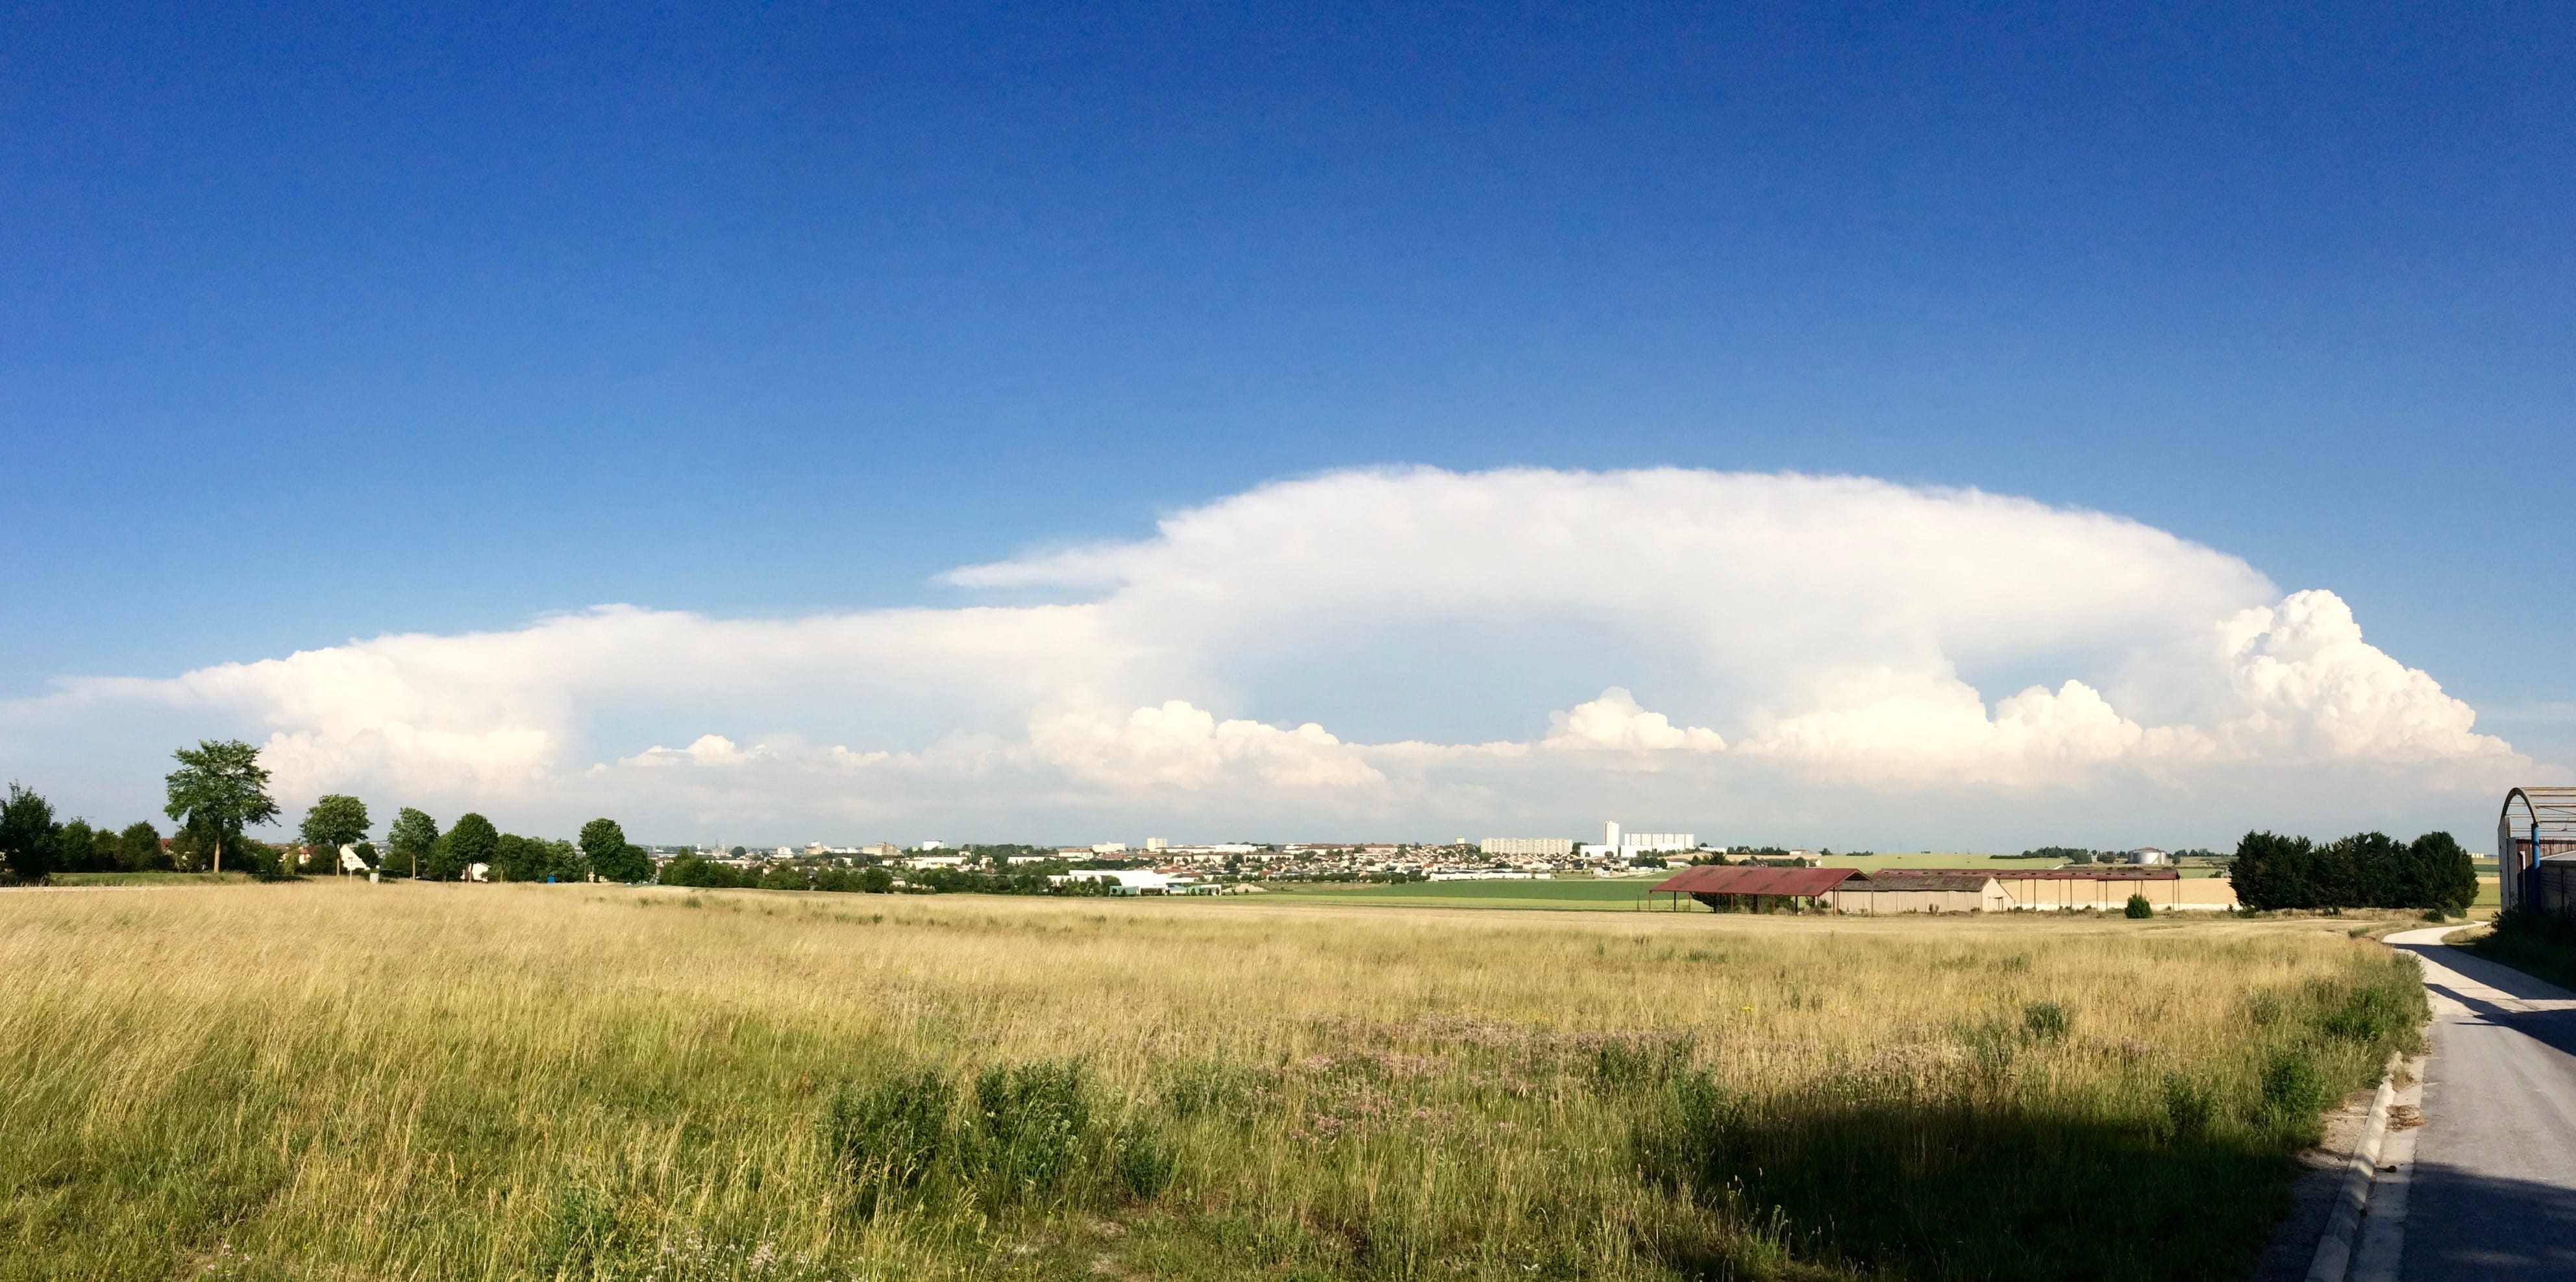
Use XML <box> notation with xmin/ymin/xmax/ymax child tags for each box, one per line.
<box><xmin>0</xmin><ymin>467</ymin><xmax>2536</xmax><ymax>843</ymax></box>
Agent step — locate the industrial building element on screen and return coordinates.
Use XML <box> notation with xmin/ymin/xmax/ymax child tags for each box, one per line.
<box><xmin>1826</xmin><ymin>871</ymin><xmax>2014</xmax><ymax>914</ymax></box>
<box><xmin>2499</xmin><ymin>786</ymin><xmax>2576</xmax><ymax>916</ymax></box>
<box><xmin>1646</xmin><ymin>865</ymin><xmax>2200</xmax><ymax>914</ymax></box>
<box><xmin>1603</xmin><ymin>820</ymin><xmax>1696</xmax><ymax>858</ymax></box>
<box><xmin>1648</xmin><ymin>864</ymin><xmax>1855</xmax><ymax>912</ymax></box>
<box><xmin>1648</xmin><ymin>865</ymin><xmax>2018</xmax><ymax>914</ymax></box>
<box><xmin>1480</xmin><ymin>836</ymin><xmax>1575</xmax><ymax>857</ymax></box>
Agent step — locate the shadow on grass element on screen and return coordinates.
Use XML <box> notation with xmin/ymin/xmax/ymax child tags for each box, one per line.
<box><xmin>2458</xmin><ymin>911</ymin><xmax>2576</xmax><ymax>997</ymax></box>
<box><xmin>1637</xmin><ymin>1090</ymin><xmax>2298</xmax><ymax>1281</ymax></box>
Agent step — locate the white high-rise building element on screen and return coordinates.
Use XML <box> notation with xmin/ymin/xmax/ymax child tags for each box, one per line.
<box><xmin>1604</xmin><ymin>820</ymin><xmax>1695</xmax><ymax>858</ymax></box>
<box><xmin>1481</xmin><ymin>837</ymin><xmax>1575</xmax><ymax>857</ymax></box>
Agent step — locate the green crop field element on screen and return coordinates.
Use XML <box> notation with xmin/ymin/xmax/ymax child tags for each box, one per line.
<box><xmin>0</xmin><ymin>881</ymin><xmax>2426</xmax><ymax>1281</ymax></box>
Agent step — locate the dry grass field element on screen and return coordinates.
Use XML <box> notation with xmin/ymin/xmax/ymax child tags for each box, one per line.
<box><xmin>0</xmin><ymin>883</ymin><xmax>2423</xmax><ymax>1281</ymax></box>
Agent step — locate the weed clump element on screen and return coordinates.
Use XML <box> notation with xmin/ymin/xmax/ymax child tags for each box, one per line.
<box><xmin>1162</xmin><ymin>1060</ymin><xmax>1257</xmax><ymax>1120</ymax></box>
<box><xmin>962</xmin><ymin>1060</ymin><xmax>1093</xmax><ymax>1200</ymax></box>
<box><xmin>2160</xmin><ymin>1073</ymin><xmax>2216</xmax><ymax>1142</ymax></box>
<box><xmin>1113</xmin><ymin>1118</ymin><xmax>1177</xmax><ymax>1200</ymax></box>
<box><xmin>823</xmin><ymin>1057</ymin><xmax>1179</xmax><ymax>1214</ymax></box>
<box><xmin>2317</xmin><ymin>980</ymin><xmax>2416</xmax><ymax>1045</ymax></box>
<box><xmin>534</xmin><ymin>1185</ymin><xmax>625</xmax><ymax>1274</ymax></box>
<box><xmin>2022</xmin><ymin>1000</ymin><xmax>2074</xmax><ymax>1044</ymax></box>
<box><xmin>824</xmin><ymin>1065</ymin><xmax>953</xmax><ymax>1196</ymax></box>
<box><xmin>1591</xmin><ymin>1029</ymin><xmax>1695</xmax><ymax>1089</ymax></box>
<box><xmin>2258</xmin><ymin>1049</ymin><xmax>2330</xmax><ymax>1129</ymax></box>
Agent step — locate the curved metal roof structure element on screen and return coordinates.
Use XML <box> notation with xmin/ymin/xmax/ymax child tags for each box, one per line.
<box><xmin>2496</xmin><ymin>787</ymin><xmax>2576</xmax><ymax>913</ymax></box>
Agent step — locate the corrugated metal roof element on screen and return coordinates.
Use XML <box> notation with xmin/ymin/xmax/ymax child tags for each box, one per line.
<box><xmin>1968</xmin><ymin>867</ymin><xmax>2180</xmax><ymax>881</ymax></box>
<box><xmin>1848</xmin><ymin>872</ymin><xmax>1998</xmax><ymax>892</ymax></box>
<box><xmin>1650</xmin><ymin>865</ymin><xmax>1859</xmax><ymax>896</ymax></box>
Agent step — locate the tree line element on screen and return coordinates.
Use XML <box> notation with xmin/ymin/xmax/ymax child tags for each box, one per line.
<box><xmin>0</xmin><ymin>739</ymin><xmax>653</xmax><ymax>885</ymax></box>
<box><xmin>2229</xmin><ymin>830</ymin><xmax>2476</xmax><ymax>913</ymax></box>
<box><xmin>654</xmin><ymin>853</ymin><xmax>1113</xmax><ymax>896</ymax></box>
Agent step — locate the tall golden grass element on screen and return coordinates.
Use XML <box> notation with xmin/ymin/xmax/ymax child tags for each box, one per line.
<box><xmin>0</xmin><ymin>883</ymin><xmax>2421</xmax><ymax>1280</ymax></box>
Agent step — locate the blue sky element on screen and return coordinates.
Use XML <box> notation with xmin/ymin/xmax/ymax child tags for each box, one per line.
<box><xmin>4</xmin><ymin>2</ymin><xmax>2570</xmax><ymax>843</ymax></box>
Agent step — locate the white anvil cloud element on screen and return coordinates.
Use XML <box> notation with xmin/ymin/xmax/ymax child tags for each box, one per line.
<box><xmin>0</xmin><ymin>468</ymin><xmax>2536</xmax><ymax>844</ymax></box>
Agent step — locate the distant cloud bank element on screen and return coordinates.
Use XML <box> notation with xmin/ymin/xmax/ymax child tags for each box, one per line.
<box><xmin>1</xmin><ymin>468</ymin><xmax>2539</xmax><ymax>845</ymax></box>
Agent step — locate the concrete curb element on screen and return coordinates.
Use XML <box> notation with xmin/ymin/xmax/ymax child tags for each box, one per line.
<box><xmin>2307</xmin><ymin>1050</ymin><xmax>2401</xmax><ymax>1282</ymax></box>
<box><xmin>2349</xmin><ymin>1050</ymin><xmax>2424</xmax><ymax>1282</ymax></box>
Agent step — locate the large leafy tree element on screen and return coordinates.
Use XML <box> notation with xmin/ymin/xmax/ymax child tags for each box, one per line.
<box><xmin>385</xmin><ymin>808</ymin><xmax>439</xmax><ymax>878</ymax></box>
<box><xmin>427</xmin><ymin>813</ymin><xmax>500</xmax><ymax>881</ymax></box>
<box><xmin>162</xmin><ymin>740</ymin><xmax>278</xmax><ymax>876</ymax></box>
<box><xmin>0</xmin><ymin>783</ymin><xmax>60</xmax><ymax>884</ymax></box>
<box><xmin>297</xmin><ymin>795</ymin><xmax>372</xmax><ymax>872</ymax></box>
<box><xmin>581</xmin><ymin>818</ymin><xmax>650</xmax><ymax>883</ymax></box>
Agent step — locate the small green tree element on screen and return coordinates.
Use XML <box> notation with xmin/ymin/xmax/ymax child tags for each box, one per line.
<box><xmin>385</xmin><ymin>808</ymin><xmax>439</xmax><ymax>879</ymax></box>
<box><xmin>0</xmin><ymin>783</ymin><xmax>60</xmax><ymax>884</ymax></box>
<box><xmin>118</xmin><ymin>820</ymin><xmax>166</xmax><ymax>870</ymax></box>
<box><xmin>297</xmin><ymin>795</ymin><xmax>371</xmax><ymax>873</ymax></box>
<box><xmin>2125</xmin><ymin>893</ymin><xmax>2154</xmax><ymax>919</ymax></box>
<box><xmin>53</xmin><ymin>819</ymin><xmax>96</xmax><ymax>873</ymax></box>
<box><xmin>608</xmin><ymin>844</ymin><xmax>651</xmax><ymax>883</ymax></box>
<box><xmin>163</xmin><ymin>740</ymin><xmax>279</xmax><ymax>876</ymax></box>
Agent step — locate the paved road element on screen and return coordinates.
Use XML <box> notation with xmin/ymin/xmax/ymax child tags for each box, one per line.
<box><xmin>2383</xmin><ymin>926</ymin><xmax>2576</xmax><ymax>1280</ymax></box>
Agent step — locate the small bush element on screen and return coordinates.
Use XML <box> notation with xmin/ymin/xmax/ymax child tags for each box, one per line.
<box><xmin>2022</xmin><ymin>1000</ymin><xmax>2073</xmax><ymax>1044</ymax></box>
<box><xmin>2125</xmin><ymin>893</ymin><xmax>2153</xmax><ymax>919</ymax></box>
